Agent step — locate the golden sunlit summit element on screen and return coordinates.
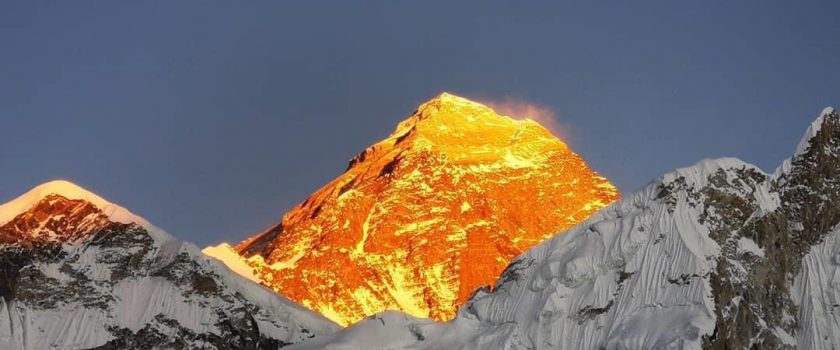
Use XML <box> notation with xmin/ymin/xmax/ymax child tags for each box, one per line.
<box><xmin>205</xmin><ymin>93</ymin><xmax>620</xmax><ymax>326</ymax></box>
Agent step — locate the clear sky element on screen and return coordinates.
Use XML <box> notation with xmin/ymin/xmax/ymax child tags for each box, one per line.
<box><xmin>2</xmin><ymin>1</ymin><xmax>839</xmax><ymax>246</ymax></box>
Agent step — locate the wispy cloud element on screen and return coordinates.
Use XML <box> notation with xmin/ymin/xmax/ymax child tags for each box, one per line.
<box><xmin>478</xmin><ymin>97</ymin><xmax>572</xmax><ymax>143</ymax></box>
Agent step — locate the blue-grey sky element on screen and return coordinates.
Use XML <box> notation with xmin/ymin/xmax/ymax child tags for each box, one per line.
<box><xmin>2</xmin><ymin>1</ymin><xmax>839</xmax><ymax>246</ymax></box>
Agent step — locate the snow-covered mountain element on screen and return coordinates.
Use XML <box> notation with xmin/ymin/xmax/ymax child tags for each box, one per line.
<box><xmin>205</xmin><ymin>93</ymin><xmax>618</xmax><ymax>326</ymax></box>
<box><xmin>0</xmin><ymin>181</ymin><xmax>338</xmax><ymax>350</ymax></box>
<box><xmin>288</xmin><ymin>108</ymin><xmax>840</xmax><ymax>350</ymax></box>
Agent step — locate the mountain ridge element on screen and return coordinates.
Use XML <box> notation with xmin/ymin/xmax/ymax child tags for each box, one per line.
<box><xmin>288</xmin><ymin>107</ymin><xmax>840</xmax><ymax>349</ymax></box>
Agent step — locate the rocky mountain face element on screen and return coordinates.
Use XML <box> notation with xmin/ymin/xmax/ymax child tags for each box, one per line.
<box><xmin>288</xmin><ymin>108</ymin><xmax>840</xmax><ymax>350</ymax></box>
<box><xmin>0</xmin><ymin>181</ymin><xmax>338</xmax><ymax>350</ymax></box>
<box><xmin>205</xmin><ymin>93</ymin><xmax>619</xmax><ymax>326</ymax></box>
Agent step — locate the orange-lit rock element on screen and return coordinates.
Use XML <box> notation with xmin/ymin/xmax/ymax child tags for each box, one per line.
<box><xmin>207</xmin><ymin>93</ymin><xmax>619</xmax><ymax>326</ymax></box>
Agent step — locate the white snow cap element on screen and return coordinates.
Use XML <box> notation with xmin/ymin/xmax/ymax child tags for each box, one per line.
<box><xmin>795</xmin><ymin>107</ymin><xmax>837</xmax><ymax>156</ymax></box>
<box><xmin>774</xmin><ymin>107</ymin><xmax>837</xmax><ymax>177</ymax></box>
<box><xmin>0</xmin><ymin>180</ymin><xmax>171</xmax><ymax>241</ymax></box>
<box><xmin>660</xmin><ymin>157</ymin><xmax>764</xmax><ymax>187</ymax></box>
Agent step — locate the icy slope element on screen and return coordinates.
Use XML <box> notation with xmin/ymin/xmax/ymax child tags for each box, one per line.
<box><xmin>0</xmin><ymin>182</ymin><xmax>338</xmax><ymax>350</ymax></box>
<box><xmin>794</xmin><ymin>224</ymin><xmax>840</xmax><ymax>348</ymax></box>
<box><xmin>290</xmin><ymin>108</ymin><xmax>840</xmax><ymax>350</ymax></box>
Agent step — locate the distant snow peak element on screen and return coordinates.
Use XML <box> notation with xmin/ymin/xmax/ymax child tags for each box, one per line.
<box><xmin>0</xmin><ymin>180</ymin><xmax>105</xmax><ymax>225</ymax></box>
<box><xmin>0</xmin><ymin>182</ymin><xmax>338</xmax><ymax>349</ymax></box>
<box><xmin>795</xmin><ymin>106</ymin><xmax>838</xmax><ymax>157</ymax></box>
<box><xmin>777</xmin><ymin>106</ymin><xmax>840</xmax><ymax>178</ymax></box>
<box><xmin>0</xmin><ymin>180</ymin><xmax>170</xmax><ymax>243</ymax></box>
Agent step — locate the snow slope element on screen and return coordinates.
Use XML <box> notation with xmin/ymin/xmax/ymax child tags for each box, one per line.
<box><xmin>202</xmin><ymin>243</ymin><xmax>262</xmax><ymax>283</ymax></box>
<box><xmin>0</xmin><ymin>182</ymin><xmax>338</xmax><ymax>349</ymax></box>
<box><xmin>794</xmin><ymin>224</ymin><xmax>840</xmax><ymax>348</ymax></box>
<box><xmin>290</xmin><ymin>108</ymin><xmax>840</xmax><ymax>350</ymax></box>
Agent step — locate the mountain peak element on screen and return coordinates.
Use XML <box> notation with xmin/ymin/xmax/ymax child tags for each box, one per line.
<box><xmin>794</xmin><ymin>106</ymin><xmax>838</xmax><ymax>155</ymax></box>
<box><xmin>221</xmin><ymin>94</ymin><xmax>619</xmax><ymax>326</ymax></box>
<box><xmin>424</xmin><ymin>92</ymin><xmax>486</xmax><ymax>110</ymax></box>
<box><xmin>392</xmin><ymin>93</ymin><xmax>521</xmax><ymax>136</ymax></box>
<box><xmin>774</xmin><ymin>107</ymin><xmax>840</xmax><ymax>177</ymax></box>
<box><xmin>0</xmin><ymin>180</ymin><xmax>107</xmax><ymax>226</ymax></box>
<box><xmin>0</xmin><ymin>183</ymin><xmax>338</xmax><ymax>349</ymax></box>
<box><xmin>0</xmin><ymin>180</ymin><xmax>169</xmax><ymax>241</ymax></box>
<box><xmin>386</xmin><ymin>93</ymin><xmax>559</xmax><ymax>163</ymax></box>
